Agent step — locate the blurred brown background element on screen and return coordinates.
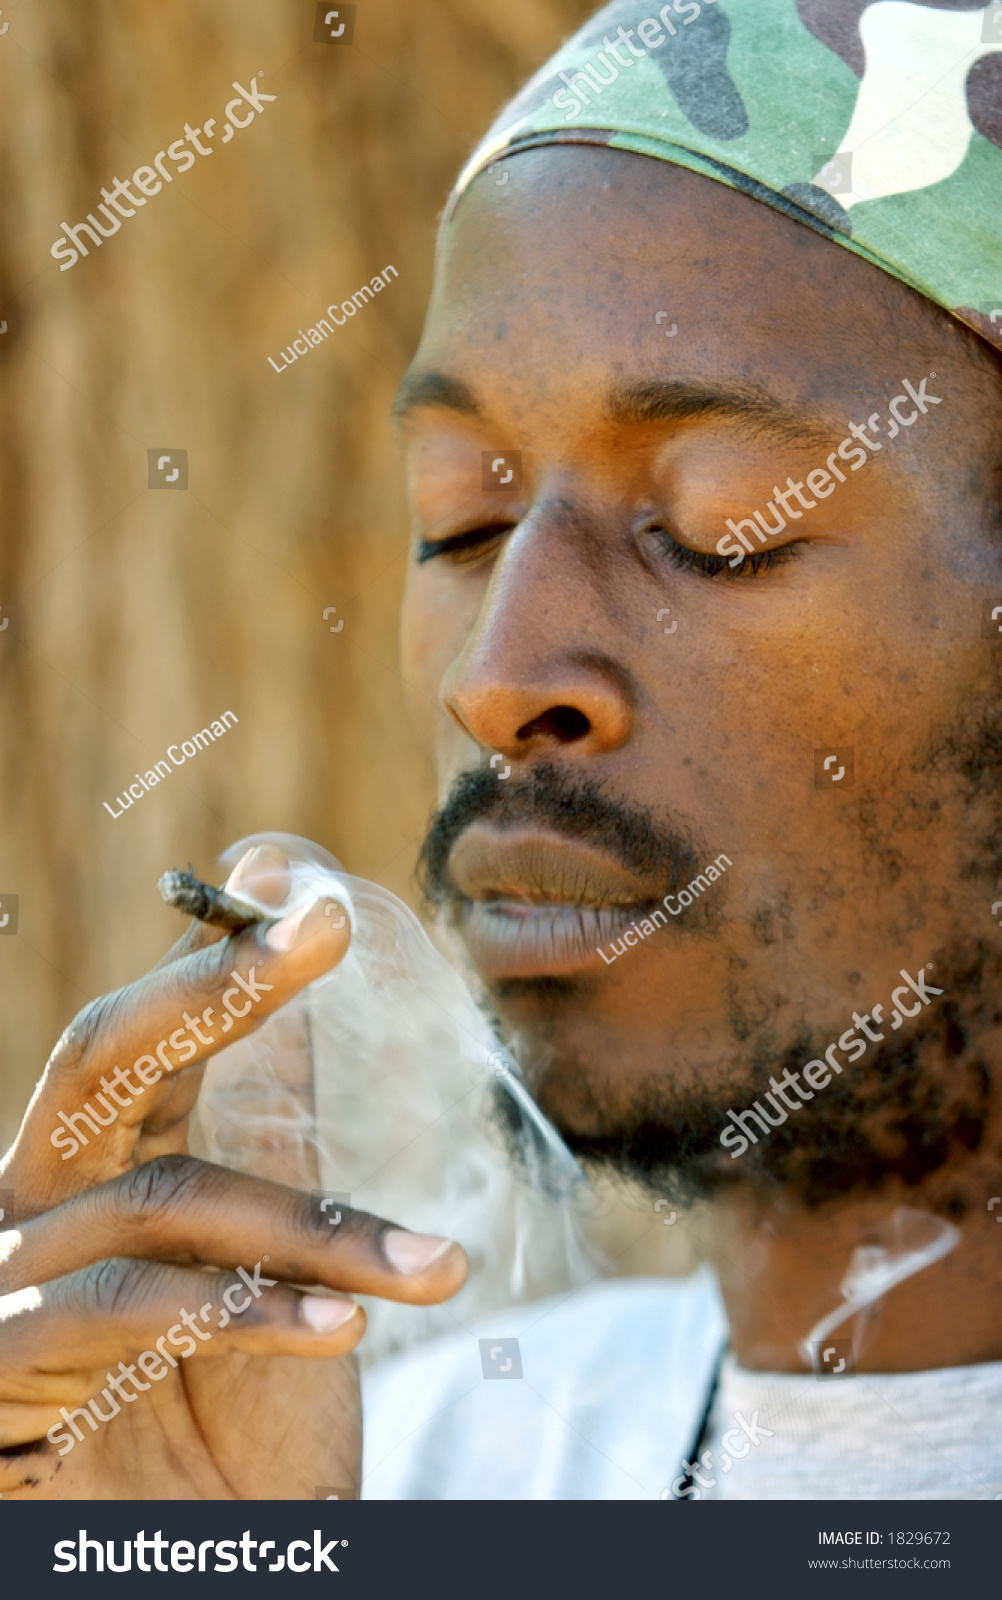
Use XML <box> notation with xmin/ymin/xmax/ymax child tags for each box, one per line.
<box><xmin>0</xmin><ymin>0</ymin><xmax>603</xmax><ymax>1147</ymax></box>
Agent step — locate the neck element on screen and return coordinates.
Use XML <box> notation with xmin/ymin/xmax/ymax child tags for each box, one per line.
<box><xmin>705</xmin><ymin>1179</ymin><xmax>1002</xmax><ymax>1373</ymax></box>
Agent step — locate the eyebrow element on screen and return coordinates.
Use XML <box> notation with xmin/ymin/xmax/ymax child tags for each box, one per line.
<box><xmin>394</xmin><ymin>369</ymin><xmax>839</xmax><ymax>450</ymax></box>
<box><xmin>608</xmin><ymin>380</ymin><xmax>839</xmax><ymax>450</ymax></box>
<box><xmin>392</xmin><ymin>370</ymin><xmax>481</xmax><ymax>422</ymax></box>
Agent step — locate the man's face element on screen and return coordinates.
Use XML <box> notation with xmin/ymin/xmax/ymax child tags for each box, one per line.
<box><xmin>396</xmin><ymin>146</ymin><xmax>999</xmax><ymax>1202</ymax></box>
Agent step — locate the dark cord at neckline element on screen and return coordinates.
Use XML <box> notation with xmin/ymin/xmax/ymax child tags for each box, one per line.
<box><xmin>674</xmin><ymin>1342</ymin><xmax>727</xmax><ymax>1501</ymax></box>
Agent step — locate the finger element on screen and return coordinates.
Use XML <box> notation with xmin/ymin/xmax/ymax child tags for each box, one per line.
<box><xmin>2</xmin><ymin>1154</ymin><xmax>469</xmax><ymax>1308</ymax></box>
<box><xmin>110</xmin><ymin>848</ymin><xmax>318</xmax><ymax>1171</ymax></box>
<box><xmin>151</xmin><ymin>845</ymin><xmax>294</xmax><ymax>972</ymax></box>
<box><xmin>151</xmin><ymin>914</ymin><xmax>226</xmax><ymax>972</ymax></box>
<box><xmin>226</xmin><ymin>844</ymin><xmax>296</xmax><ymax>908</ymax></box>
<box><xmin>126</xmin><ymin>1059</ymin><xmax>211</xmax><ymax>1167</ymax></box>
<box><xmin>10</xmin><ymin>893</ymin><xmax>351</xmax><ymax>1194</ymax></box>
<box><xmin>0</xmin><ymin>1258</ymin><xmax>364</xmax><ymax>1446</ymax></box>
<box><xmin>70</xmin><ymin>848</ymin><xmax>303</xmax><ymax>1168</ymax></box>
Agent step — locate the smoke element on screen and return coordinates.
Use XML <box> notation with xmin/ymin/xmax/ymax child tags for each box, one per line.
<box><xmin>194</xmin><ymin>834</ymin><xmax>599</xmax><ymax>1365</ymax></box>
<box><xmin>800</xmin><ymin>1206</ymin><xmax>960</xmax><ymax>1369</ymax></box>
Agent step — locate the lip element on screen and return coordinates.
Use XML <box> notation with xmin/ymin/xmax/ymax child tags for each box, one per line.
<box><xmin>461</xmin><ymin>899</ymin><xmax>661</xmax><ymax>977</ymax></box>
<box><xmin>449</xmin><ymin>827</ymin><xmax>667</xmax><ymax>978</ymax></box>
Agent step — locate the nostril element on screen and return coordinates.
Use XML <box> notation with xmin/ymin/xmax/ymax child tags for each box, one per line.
<box><xmin>516</xmin><ymin>705</ymin><xmax>591</xmax><ymax>743</ymax></box>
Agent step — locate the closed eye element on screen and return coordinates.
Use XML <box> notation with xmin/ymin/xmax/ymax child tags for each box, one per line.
<box><xmin>653</xmin><ymin>527</ymin><xmax>805</xmax><ymax>579</ymax></box>
<box><xmin>416</xmin><ymin>525</ymin><xmax>513</xmax><ymax>564</ymax></box>
<box><xmin>418</xmin><ymin>523</ymin><xmax>803</xmax><ymax>574</ymax></box>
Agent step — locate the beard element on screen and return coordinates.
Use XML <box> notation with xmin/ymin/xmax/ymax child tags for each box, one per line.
<box><xmin>418</xmin><ymin>727</ymin><xmax>1000</xmax><ymax>1213</ymax></box>
<box><xmin>490</xmin><ymin>941</ymin><xmax>996</xmax><ymax>1213</ymax></box>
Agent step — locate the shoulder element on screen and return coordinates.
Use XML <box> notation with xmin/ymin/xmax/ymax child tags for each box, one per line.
<box><xmin>362</xmin><ymin>1268</ymin><xmax>726</xmax><ymax>1500</ymax></box>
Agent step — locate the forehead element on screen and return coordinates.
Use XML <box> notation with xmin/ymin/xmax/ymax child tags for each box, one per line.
<box><xmin>406</xmin><ymin>145</ymin><xmax>948</xmax><ymax>426</ymax></box>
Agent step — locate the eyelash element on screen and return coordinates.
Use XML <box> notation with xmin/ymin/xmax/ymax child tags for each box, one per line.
<box><xmin>652</xmin><ymin>528</ymin><xmax>803</xmax><ymax>579</ymax></box>
<box><xmin>416</xmin><ymin>526</ymin><xmax>511</xmax><ymax>564</ymax></box>
<box><xmin>416</xmin><ymin>525</ymin><xmax>804</xmax><ymax>577</ymax></box>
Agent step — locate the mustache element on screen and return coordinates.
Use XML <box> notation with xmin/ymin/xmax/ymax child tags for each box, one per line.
<box><xmin>417</xmin><ymin>762</ymin><xmax>703</xmax><ymax>906</ymax></box>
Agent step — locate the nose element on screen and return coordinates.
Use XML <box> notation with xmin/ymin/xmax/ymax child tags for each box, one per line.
<box><xmin>440</xmin><ymin>504</ymin><xmax>635</xmax><ymax>760</ymax></box>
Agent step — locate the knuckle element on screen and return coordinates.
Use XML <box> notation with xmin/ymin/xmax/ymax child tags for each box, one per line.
<box><xmin>46</xmin><ymin>992</ymin><xmax>124</xmax><ymax>1077</ymax></box>
<box><xmin>187</xmin><ymin>936</ymin><xmax>232</xmax><ymax>987</ymax></box>
<box><xmin>113</xmin><ymin>1153</ymin><xmax>206</xmax><ymax>1232</ymax></box>
<box><xmin>304</xmin><ymin>1200</ymin><xmax>381</xmax><ymax>1250</ymax></box>
<box><xmin>77</xmin><ymin>1256</ymin><xmax>154</xmax><ymax>1319</ymax></box>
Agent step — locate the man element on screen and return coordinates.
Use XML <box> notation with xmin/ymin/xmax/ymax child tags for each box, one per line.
<box><xmin>363</xmin><ymin>0</ymin><xmax>1002</xmax><ymax>1499</ymax></box>
<box><xmin>1</xmin><ymin>0</ymin><xmax>1000</xmax><ymax>1499</ymax></box>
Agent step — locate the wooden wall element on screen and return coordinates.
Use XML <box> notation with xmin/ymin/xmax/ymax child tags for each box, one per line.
<box><xmin>0</xmin><ymin>0</ymin><xmax>600</xmax><ymax>1143</ymax></box>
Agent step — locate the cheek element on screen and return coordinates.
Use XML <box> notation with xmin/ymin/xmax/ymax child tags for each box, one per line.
<box><xmin>399</xmin><ymin>569</ymin><xmax>478</xmax><ymax>749</ymax></box>
<box><xmin>399</xmin><ymin>575</ymin><xmax>437</xmax><ymax>745</ymax></box>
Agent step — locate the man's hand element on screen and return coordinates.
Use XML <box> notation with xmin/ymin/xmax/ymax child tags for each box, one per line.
<box><xmin>0</xmin><ymin>849</ymin><xmax>468</xmax><ymax>1498</ymax></box>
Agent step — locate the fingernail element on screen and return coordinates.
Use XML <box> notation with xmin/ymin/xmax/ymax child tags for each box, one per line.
<box><xmin>229</xmin><ymin>845</ymin><xmax>291</xmax><ymax>905</ymax></box>
<box><xmin>226</xmin><ymin>847</ymin><xmax>257</xmax><ymax>882</ymax></box>
<box><xmin>382</xmin><ymin>1230</ymin><xmax>452</xmax><ymax>1276</ymax></box>
<box><xmin>265</xmin><ymin>900</ymin><xmax>313</xmax><ymax>951</ymax></box>
<box><xmin>228</xmin><ymin>845</ymin><xmax>275</xmax><ymax>885</ymax></box>
<box><xmin>301</xmin><ymin>1296</ymin><xmax>358</xmax><ymax>1332</ymax></box>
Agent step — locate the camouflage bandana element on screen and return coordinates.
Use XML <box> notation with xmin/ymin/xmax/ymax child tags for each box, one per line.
<box><xmin>445</xmin><ymin>0</ymin><xmax>1002</xmax><ymax>350</ymax></box>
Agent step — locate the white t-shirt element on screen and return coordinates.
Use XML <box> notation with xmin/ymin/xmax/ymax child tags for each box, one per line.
<box><xmin>695</xmin><ymin>1353</ymin><xmax>1002</xmax><ymax>1500</ymax></box>
<box><xmin>361</xmin><ymin>1270</ymin><xmax>1002</xmax><ymax>1500</ymax></box>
